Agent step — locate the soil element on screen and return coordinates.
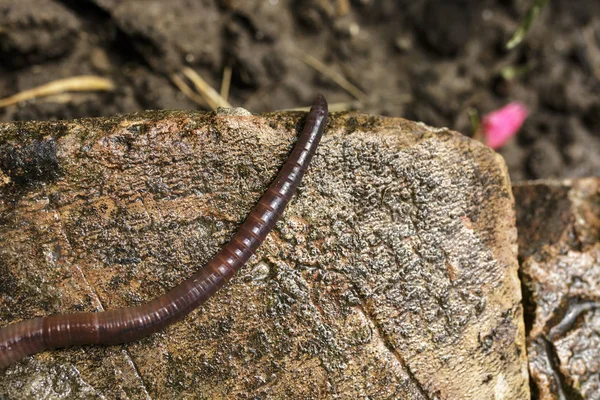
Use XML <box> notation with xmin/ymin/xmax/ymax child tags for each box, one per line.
<box><xmin>0</xmin><ymin>0</ymin><xmax>599</xmax><ymax>182</ymax></box>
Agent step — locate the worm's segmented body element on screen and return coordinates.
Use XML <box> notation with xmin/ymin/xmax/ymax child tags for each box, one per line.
<box><xmin>0</xmin><ymin>94</ymin><xmax>329</xmax><ymax>368</ymax></box>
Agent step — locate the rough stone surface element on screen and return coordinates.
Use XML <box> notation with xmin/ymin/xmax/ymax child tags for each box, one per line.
<box><xmin>515</xmin><ymin>178</ymin><xmax>600</xmax><ymax>400</ymax></box>
<box><xmin>0</xmin><ymin>110</ymin><xmax>528</xmax><ymax>399</ymax></box>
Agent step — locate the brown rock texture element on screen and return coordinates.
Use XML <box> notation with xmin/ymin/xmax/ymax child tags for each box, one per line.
<box><xmin>0</xmin><ymin>110</ymin><xmax>528</xmax><ymax>399</ymax></box>
<box><xmin>515</xmin><ymin>178</ymin><xmax>600</xmax><ymax>400</ymax></box>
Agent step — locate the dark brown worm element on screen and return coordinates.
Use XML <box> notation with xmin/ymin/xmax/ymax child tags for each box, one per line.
<box><xmin>0</xmin><ymin>94</ymin><xmax>328</xmax><ymax>369</ymax></box>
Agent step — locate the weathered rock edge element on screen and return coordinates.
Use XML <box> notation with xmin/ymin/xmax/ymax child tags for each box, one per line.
<box><xmin>515</xmin><ymin>178</ymin><xmax>600</xmax><ymax>400</ymax></box>
<box><xmin>0</xmin><ymin>110</ymin><xmax>529</xmax><ymax>399</ymax></box>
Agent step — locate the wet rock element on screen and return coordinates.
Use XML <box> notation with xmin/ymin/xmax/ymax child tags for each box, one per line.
<box><xmin>514</xmin><ymin>178</ymin><xmax>600</xmax><ymax>400</ymax></box>
<box><xmin>0</xmin><ymin>110</ymin><xmax>528</xmax><ymax>399</ymax></box>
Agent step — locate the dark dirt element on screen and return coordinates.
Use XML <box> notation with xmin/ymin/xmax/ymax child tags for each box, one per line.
<box><xmin>0</xmin><ymin>0</ymin><xmax>599</xmax><ymax>182</ymax></box>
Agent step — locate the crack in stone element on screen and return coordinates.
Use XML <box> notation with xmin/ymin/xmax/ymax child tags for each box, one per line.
<box><xmin>351</xmin><ymin>284</ymin><xmax>431</xmax><ymax>400</ymax></box>
<box><xmin>122</xmin><ymin>348</ymin><xmax>153</xmax><ymax>400</ymax></box>
<box><xmin>549</xmin><ymin>301</ymin><xmax>600</xmax><ymax>341</ymax></box>
<box><xmin>541</xmin><ymin>337</ymin><xmax>571</xmax><ymax>400</ymax></box>
<box><xmin>53</xmin><ymin>208</ymin><xmax>106</xmax><ymax>312</ymax></box>
<box><xmin>538</xmin><ymin>300</ymin><xmax>600</xmax><ymax>400</ymax></box>
<box><xmin>54</xmin><ymin>208</ymin><xmax>153</xmax><ymax>400</ymax></box>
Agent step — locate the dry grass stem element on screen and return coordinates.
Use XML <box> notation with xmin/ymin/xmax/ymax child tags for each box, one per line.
<box><xmin>0</xmin><ymin>75</ymin><xmax>115</xmax><ymax>108</ymax></box>
<box><xmin>583</xmin><ymin>26</ymin><xmax>600</xmax><ymax>82</ymax></box>
<box><xmin>290</xmin><ymin>46</ymin><xmax>367</xmax><ymax>103</ymax></box>
<box><xmin>170</xmin><ymin>73</ymin><xmax>209</xmax><ymax>107</ymax></box>
<box><xmin>280</xmin><ymin>101</ymin><xmax>360</xmax><ymax>113</ymax></box>
<box><xmin>220</xmin><ymin>66</ymin><xmax>232</xmax><ymax>102</ymax></box>
<box><xmin>241</xmin><ymin>84</ymin><xmax>274</xmax><ymax>110</ymax></box>
<box><xmin>181</xmin><ymin>67</ymin><xmax>232</xmax><ymax>109</ymax></box>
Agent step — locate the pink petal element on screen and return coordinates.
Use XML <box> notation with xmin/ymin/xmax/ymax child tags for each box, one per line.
<box><xmin>482</xmin><ymin>102</ymin><xmax>528</xmax><ymax>149</ymax></box>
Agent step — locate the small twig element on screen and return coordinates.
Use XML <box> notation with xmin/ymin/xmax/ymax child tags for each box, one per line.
<box><xmin>548</xmin><ymin>302</ymin><xmax>600</xmax><ymax>341</ymax></box>
<box><xmin>506</xmin><ymin>0</ymin><xmax>549</xmax><ymax>49</ymax></box>
<box><xmin>335</xmin><ymin>0</ymin><xmax>350</xmax><ymax>16</ymax></box>
<box><xmin>181</xmin><ymin>67</ymin><xmax>232</xmax><ymax>109</ymax></box>
<box><xmin>289</xmin><ymin>46</ymin><xmax>368</xmax><ymax>103</ymax></box>
<box><xmin>280</xmin><ymin>101</ymin><xmax>360</xmax><ymax>113</ymax></box>
<box><xmin>220</xmin><ymin>65</ymin><xmax>232</xmax><ymax>102</ymax></box>
<box><xmin>40</xmin><ymin>93</ymin><xmax>77</xmax><ymax>104</ymax></box>
<box><xmin>583</xmin><ymin>26</ymin><xmax>600</xmax><ymax>82</ymax></box>
<box><xmin>499</xmin><ymin>62</ymin><xmax>536</xmax><ymax>81</ymax></box>
<box><xmin>468</xmin><ymin>108</ymin><xmax>482</xmax><ymax>141</ymax></box>
<box><xmin>170</xmin><ymin>73</ymin><xmax>209</xmax><ymax>107</ymax></box>
<box><xmin>241</xmin><ymin>84</ymin><xmax>275</xmax><ymax>110</ymax></box>
<box><xmin>0</xmin><ymin>75</ymin><xmax>115</xmax><ymax>108</ymax></box>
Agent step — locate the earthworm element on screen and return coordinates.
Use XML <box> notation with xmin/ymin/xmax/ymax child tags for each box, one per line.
<box><xmin>0</xmin><ymin>94</ymin><xmax>329</xmax><ymax>369</ymax></box>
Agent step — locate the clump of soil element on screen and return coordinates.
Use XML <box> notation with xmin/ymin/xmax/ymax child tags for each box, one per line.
<box><xmin>0</xmin><ymin>0</ymin><xmax>599</xmax><ymax>182</ymax></box>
